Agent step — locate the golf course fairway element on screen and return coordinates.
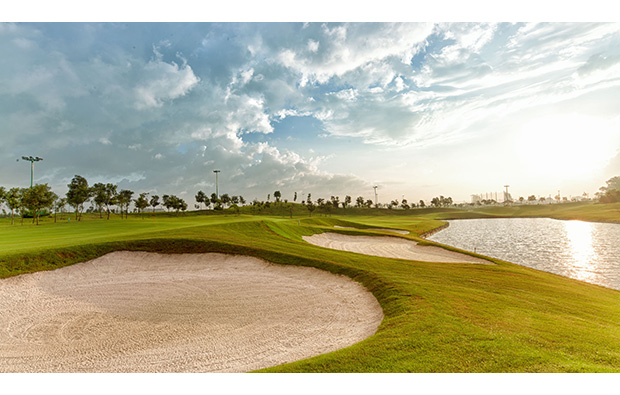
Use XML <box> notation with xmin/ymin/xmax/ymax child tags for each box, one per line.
<box><xmin>2</xmin><ymin>204</ymin><xmax>620</xmax><ymax>372</ymax></box>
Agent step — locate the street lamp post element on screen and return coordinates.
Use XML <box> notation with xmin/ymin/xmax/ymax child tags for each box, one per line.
<box><xmin>213</xmin><ymin>170</ymin><xmax>220</xmax><ymax>199</ymax></box>
<box><xmin>21</xmin><ymin>156</ymin><xmax>43</xmax><ymax>187</ymax></box>
<box><xmin>373</xmin><ymin>185</ymin><xmax>378</xmax><ymax>206</ymax></box>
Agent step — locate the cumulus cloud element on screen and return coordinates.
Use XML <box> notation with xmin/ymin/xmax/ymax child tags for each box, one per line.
<box><xmin>276</xmin><ymin>23</ymin><xmax>433</xmax><ymax>85</ymax></box>
<box><xmin>1</xmin><ymin>22</ymin><xmax>619</xmax><ymax>204</ymax></box>
<box><xmin>133</xmin><ymin>55</ymin><xmax>199</xmax><ymax>109</ymax></box>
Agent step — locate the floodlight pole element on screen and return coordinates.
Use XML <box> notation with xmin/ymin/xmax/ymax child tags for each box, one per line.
<box><xmin>213</xmin><ymin>170</ymin><xmax>221</xmax><ymax>199</ymax></box>
<box><xmin>21</xmin><ymin>156</ymin><xmax>43</xmax><ymax>188</ymax></box>
<box><xmin>373</xmin><ymin>185</ymin><xmax>378</xmax><ymax>206</ymax></box>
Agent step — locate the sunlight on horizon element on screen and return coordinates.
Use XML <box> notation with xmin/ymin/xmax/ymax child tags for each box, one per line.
<box><xmin>516</xmin><ymin>114</ymin><xmax>618</xmax><ymax>181</ymax></box>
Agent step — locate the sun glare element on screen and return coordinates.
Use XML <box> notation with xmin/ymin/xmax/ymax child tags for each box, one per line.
<box><xmin>516</xmin><ymin>114</ymin><xmax>619</xmax><ymax>180</ymax></box>
<box><xmin>564</xmin><ymin>220</ymin><xmax>598</xmax><ymax>282</ymax></box>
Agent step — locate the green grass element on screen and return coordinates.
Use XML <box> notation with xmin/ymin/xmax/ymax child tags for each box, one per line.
<box><xmin>2</xmin><ymin>203</ymin><xmax>620</xmax><ymax>372</ymax></box>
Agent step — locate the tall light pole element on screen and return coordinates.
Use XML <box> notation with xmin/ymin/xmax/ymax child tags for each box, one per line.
<box><xmin>21</xmin><ymin>156</ymin><xmax>43</xmax><ymax>187</ymax></box>
<box><xmin>213</xmin><ymin>169</ymin><xmax>220</xmax><ymax>199</ymax></box>
<box><xmin>373</xmin><ymin>185</ymin><xmax>378</xmax><ymax>206</ymax></box>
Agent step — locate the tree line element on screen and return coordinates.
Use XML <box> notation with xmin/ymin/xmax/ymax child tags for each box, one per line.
<box><xmin>5</xmin><ymin>176</ymin><xmax>615</xmax><ymax>225</ymax></box>
<box><xmin>0</xmin><ymin>175</ymin><xmax>193</xmax><ymax>225</ymax></box>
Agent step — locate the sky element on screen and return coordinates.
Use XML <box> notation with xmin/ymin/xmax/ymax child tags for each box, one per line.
<box><xmin>2</xmin><ymin>19</ymin><xmax>620</xmax><ymax>205</ymax></box>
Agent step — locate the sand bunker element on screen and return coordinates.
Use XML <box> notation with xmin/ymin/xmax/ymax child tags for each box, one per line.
<box><xmin>334</xmin><ymin>226</ymin><xmax>410</xmax><ymax>235</ymax></box>
<box><xmin>0</xmin><ymin>251</ymin><xmax>383</xmax><ymax>373</ymax></box>
<box><xmin>304</xmin><ymin>232</ymin><xmax>491</xmax><ymax>264</ymax></box>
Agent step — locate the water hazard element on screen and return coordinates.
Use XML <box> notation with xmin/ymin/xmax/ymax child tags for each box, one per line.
<box><xmin>427</xmin><ymin>218</ymin><xmax>620</xmax><ymax>291</ymax></box>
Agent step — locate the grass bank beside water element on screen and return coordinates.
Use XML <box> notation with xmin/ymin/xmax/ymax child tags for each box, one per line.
<box><xmin>1</xmin><ymin>202</ymin><xmax>620</xmax><ymax>372</ymax></box>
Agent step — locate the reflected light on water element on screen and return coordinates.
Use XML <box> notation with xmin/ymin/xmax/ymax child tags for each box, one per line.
<box><xmin>564</xmin><ymin>220</ymin><xmax>598</xmax><ymax>282</ymax></box>
<box><xmin>429</xmin><ymin>218</ymin><xmax>620</xmax><ymax>290</ymax></box>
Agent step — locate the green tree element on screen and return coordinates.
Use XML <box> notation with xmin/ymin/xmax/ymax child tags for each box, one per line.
<box><xmin>330</xmin><ymin>196</ymin><xmax>339</xmax><ymax>209</ymax></box>
<box><xmin>134</xmin><ymin>192</ymin><xmax>150</xmax><ymax>218</ymax></box>
<box><xmin>293</xmin><ymin>192</ymin><xmax>297</xmax><ymax>202</ymax></box>
<box><xmin>220</xmin><ymin>193</ymin><xmax>231</xmax><ymax>208</ymax></box>
<box><xmin>0</xmin><ymin>186</ymin><xmax>5</xmax><ymax>211</ymax></box>
<box><xmin>355</xmin><ymin>196</ymin><xmax>364</xmax><ymax>208</ymax></box>
<box><xmin>306</xmin><ymin>199</ymin><xmax>316</xmax><ymax>217</ymax></box>
<box><xmin>5</xmin><ymin>187</ymin><xmax>22</xmax><ymax>225</ymax></box>
<box><xmin>162</xmin><ymin>195</ymin><xmax>171</xmax><ymax>211</ymax></box>
<box><xmin>343</xmin><ymin>195</ymin><xmax>351</xmax><ymax>209</ymax></box>
<box><xmin>419</xmin><ymin>200</ymin><xmax>426</xmax><ymax>208</ymax></box>
<box><xmin>66</xmin><ymin>175</ymin><xmax>90</xmax><ymax>221</ymax></box>
<box><xmin>210</xmin><ymin>193</ymin><xmax>221</xmax><ymax>210</ymax></box>
<box><xmin>55</xmin><ymin>197</ymin><xmax>67</xmax><ymax>222</ymax></box>
<box><xmin>178</xmin><ymin>198</ymin><xmax>188</xmax><ymax>215</ymax></box>
<box><xmin>274</xmin><ymin>190</ymin><xmax>281</xmax><ymax>203</ymax></box>
<box><xmin>163</xmin><ymin>195</ymin><xmax>185</xmax><ymax>215</ymax></box>
<box><xmin>22</xmin><ymin>184</ymin><xmax>57</xmax><ymax>225</ymax></box>
<box><xmin>195</xmin><ymin>190</ymin><xmax>206</xmax><ymax>209</ymax></box>
<box><xmin>102</xmin><ymin>184</ymin><xmax>118</xmax><ymax>219</ymax></box>
<box><xmin>598</xmin><ymin>176</ymin><xmax>620</xmax><ymax>203</ymax></box>
<box><xmin>150</xmin><ymin>195</ymin><xmax>160</xmax><ymax>213</ymax></box>
<box><xmin>603</xmin><ymin>176</ymin><xmax>620</xmax><ymax>191</ymax></box>
<box><xmin>117</xmin><ymin>189</ymin><xmax>134</xmax><ymax>219</ymax></box>
<box><xmin>90</xmin><ymin>183</ymin><xmax>112</xmax><ymax>219</ymax></box>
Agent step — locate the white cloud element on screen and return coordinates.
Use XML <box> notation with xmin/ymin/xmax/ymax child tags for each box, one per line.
<box><xmin>2</xmin><ymin>23</ymin><xmax>619</xmax><ymax>203</ymax></box>
<box><xmin>133</xmin><ymin>57</ymin><xmax>199</xmax><ymax>110</ymax></box>
<box><xmin>307</xmin><ymin>39</ymin><xmax>319</xmax><ymax>53</ymax></box>
<box><xmin>277</xmin><ymin>23</ymin><xmax>433</xmax><ymax>84</ymax></box>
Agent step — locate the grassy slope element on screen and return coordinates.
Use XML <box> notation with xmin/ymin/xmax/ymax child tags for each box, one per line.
<box><xmin>1</xmin><ymin>204</ymin><xmax>620</xmax><ymax>372</ymax></box>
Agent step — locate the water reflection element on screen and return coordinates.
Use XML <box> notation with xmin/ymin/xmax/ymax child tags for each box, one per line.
<box><xmin>428</xmin><ymin>218</ymin><xmax>620</xmax><ymax>291</ymax></box>
<box><xmin>563</xmin><ymin>221</ymin><xmax>597</xmax><ymax>283</ymax></box>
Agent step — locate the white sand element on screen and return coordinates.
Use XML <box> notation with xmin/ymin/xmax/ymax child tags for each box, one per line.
<box><xmin>334</xmin><ymin>226</ymin><xmax>410</xmax><ymax>235</ymax></box>
<box><xmin>0</xmin><ymin>251</ymin><xmax>383</xmax><ymax>373</ymax></box>
<box><xmin>304</xmin><ymin>232</ymin><xmax>491</xmax><ymax>264</ymax></box>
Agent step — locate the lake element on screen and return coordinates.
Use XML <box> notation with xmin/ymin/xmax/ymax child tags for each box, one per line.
<box><xmin>427</xmin><ymin>218</ymin><xmax>620</xmax><ymax>291</ymax></box>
